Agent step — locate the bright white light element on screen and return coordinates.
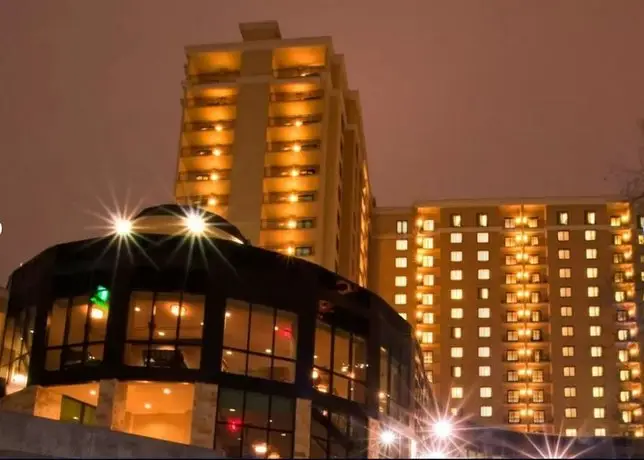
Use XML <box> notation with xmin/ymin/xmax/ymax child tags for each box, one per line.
<box><xmin>10</xmin><ymin>373</ymin><xmax>27</xmax><ymax>385</ymax></box>
<box><xmin>114</xmin><ymin>218</ymin><xmax>132</xmax><ymax>236</ymax></box>
<box><xmin>433</xmin><ymin>420</ymin><xmax>452</xmax><ymax>439</ymax></box>
<box><xmin>253</xmin><ymin>443</ymin><xmax>268</xmax><ymax>455</ymax></box>
<box><xmin>90</xmin><ymin>308</ymin><xmax>105</xmax><ymax>320</ymax></box>
<box><xmin>380</xmin><ymin>430</ymin><xmax>396</xmax><ymax>445</ymax></box>
<box><xmin>185</xmin><ymin>213</ymin><xmax>206</xmax><ymax>234</ymax></box>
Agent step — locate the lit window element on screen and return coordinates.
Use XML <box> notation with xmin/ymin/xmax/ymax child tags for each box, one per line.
<box><xmin>586</xmin><ymin>267</ymin><xmax>598</xmax><ymax>278</ymax></box>
<box><xmin>593</xmin><ymin>408</ymin><xmax>605</xmax><ymax>419</ymax></box>
<box><xmin>479</xmin><ymin>366</ymin><xmax>491</xmax><ymax>377</ymax></box>
<box><xmin>504</xmin><ymin>217</ymin><xmax>516</xmax><ymax>229</ymax></box>
<box><xmin>595</xmin><ymin>428</ymin><xmax>606</xmax><ymax>436</ymax></box>
<box><xmin>565</xmin><ymin>428</ymin><xmax>577</xmax><ymax>436</ymax></box>
<box><xmin>450</xmin><ymin>232</ymin><xmax>463</xmax><ymax>244</ymax></box>
<box><xmin>450</xmin><ymin>289</ymin><xmax>464</xmax><ymax>300</ymax></box>
<box><xmin>395</xmin><ymin>239</ymin><xmax>408</xmax><ymax>250</ymax></box>
<box><xmin>562</xmin><ymin>346</ymin><xmax>574</xmax><ymax>357</ymax></box>
<box><xmin>478</xmin><ymin>213</ymin><xmax>489</xmax><ymax>227</ymax></box>
<box><xmin>450</xmin><ymin>270</ymin><xmax>463</xmax><ymax>281</ymax></box>
<box><xmin>422</xmin><ymin>274</ymin><xmax>434</xmax><ymax>286</ymax></box>
<box><xmin>421</xmin><ymin>332</ymin><xmax>434</xmax><ymax>344</ymax></box>
<box><xmin>421</xmin><ymin>294</ymin><xmax>433</xmax><ymax>305</ymax></box>
<box><xmin>558</xmin><ymin>249</ymin><xmax>570</xmax><ymax>260</ymax></box>
<box><xmin>564</xmin><ymin>387</ymin><xmax>576</xmax><ymax>398</ymax></box>
<box><xmin>559</xmin><ymin>268</ymin><xmax>571</xmax><ymax>278</ymax></box>
<box><xmin>478</xmin><ymin>327</ymin><xmax>491</xmax><ymax>338</ymax></box>
<box><xmin>396</xmin><ymin>220</ymin><xmax>408</xmax><ymax>234</ymax></box>
<box><xmin>450</xmin><ymin>251</ymin><xmax>463</xmax><ymax>262</ymax></box>
<box><xmin>394</xmin><ymin>294</ymin><xmax>407</xmax><ymax>305</ymax></box>
<box><xmin>395</xmin><ymin>257</ymin><xmax>407</xmax><ymax>268</ymax></box>
<box><xmin>478</xmin><ymin>269</ymin><xmax>490</xmax><ymax>280</ymax></box>
<box><xmin>562</xmin><ymin>326</ymin><xmax>574</xmax><ymax>337</ymax></box>
<box><xmin>422</xmin><ymin>220</ymin><xmax>434</xmax><ymax>231</ymax></box>
<box><xmin>477</xmin><ymin>232</ymin><xmax>489</xmax><ymax>243</ymax></box>
<box><xmin>585</xmin><ymin>230</ymin><xmax>596</xmax><ymax>241</ymax></box>
<box><xmin>477</xmin><ymin>250</ymin><xmax>490</xmax><ymax>262</ymax></box>
<box><xmin>590</xmin><ymin>325</ymin><xmax>602</xmax><ymax>336</ymax></box>
<box><xmin>451</xmin><ymin>387</ymin><xmax>463</xmax><ymax>399</ymax></box>
<box><xmin>564</xmin><ymin>407</ymin><xmax>577</xmax><ymax>418</ymax></box>
<box><xmin>478</xmin><ymin>347</ymin><xmax>490</xmax><ymax>358</ymax></box>
<box><xmin>560</xmin><ymin>306</ymin><xmax>573</xmax><ymax>317</ymax></box>
<box><xmin>480</xmin><ymin>406</ymin><xmax>493</xmax><ymax>417</ymax></box>
<box><xmin>557</xmin><ymin>212</ymin><xmax>569</xmax><ymax>225</ymax></box>
<box><xmin>451</xmin><ymin>366</ymin><xmax>462</xmax><ymax>377</ymax></box>
<box><xmin>586</xmin><ymin>248</ymin><xmax>598</xmax><ymax>259</ymax></box>
<box><xmin>451</xmin><ymin>214</ymin><xmax>462</xmax><ymax>227</ymax></box>
<box><xmin>421</xmin><ymin>255</ymin><xmax>434</xmax><ymax>267</ymax></box>
<box><xmin>478</xmin><ymin>307</ymin><xmax>490</xmax><ymax>318</ymax></box>
<box><xmin>422</xmin><ymin>237</ymin><xmax>434</xmax><ymax>249</ymax></box>
<box><xmin>451</xmin><ymin>347</ymin><xmax>463</xmax><ymax>358</ymax></box>
<box><xmin>423</xmin><ymin>351</ymin><xmax>433</xmax><ymax>365</ymax></box>
<box><xmin>558</xmin><ymin>231</ymin><xmax>569</xmax><ymax>241</ymax></box>
<box><xmin>585</xmin><ymin>211</ymin><xmax>597</xmax><ymax>225</ymax></box>
<box><xmin>399</xmin><ymin>313</ymin><xmax>407</xmax><ymax>320</ymax></box>
<box><xmin>615</xmin><ymin>291</ymin><xmax>626</xmax><ymax>302</ymax></box>
<box><xmin>591</xmin><ymin>366</ymin><xmax>604</xmax><ymax>377</ymax></box>
<box><xmin>588</xmin><ymin>286</ymin><xmax>599</xmax><ymax>297</ymax></box>
<box><xmin>560</xmin><ymin>287</ymin><xmax>572</xmax><ymax>298</ymax></box>
<box><xmin>478</xmin><ymin>288</ymin><xmax>489</xmax><ymax>300</ymax></box>
<box><xmin>590</xmin><ymin>346</ymin><xmax>602</xmax><ymax>357</ymax></box>
<box><xmin>394</xmin><ymin>276</ymin><xmax>407</xmax><ymax>287</ymax></box>
<box><xmin>422</xmin><ymin>312</ymin><xmax>434</xmax><ymax>324</ymax></box>
<box><xmin>480</xmin><ymin>387</ymin><xmax>492</xmax><ymax>398</ymax></box>
<box><xmin>588</xmin><ymin>306</ymin><xmax>600</xmax><ymax>317</ymax></box>
<box><xmin>563</xmin><ymin>366</ymin><xmax>576</xmax><ymax>377</ymax></box>
<box><xmin>451</xmin><ymin>308</ymin><xmax>464</xmax><ymax>319</ymax></box>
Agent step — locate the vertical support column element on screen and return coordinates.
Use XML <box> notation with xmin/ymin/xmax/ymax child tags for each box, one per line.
<box><xmin>293</xmin><ymin>398</ymin><xmax>311</xmax><ymax>459</ymax></box>
<box><xmin>95</xmin><ymin>379</ymin><xmax>128</xmax><ymax>432</ymax></box>
<box><xmin>190</xmin><ymin>382</ymin><xmax>218</xmax><ymax>449</ymax></box>
<box><xmin>368</xmin><ymin>417</ymin><xmax>380</xmax><ymax>459</ymax></box>
<box><xmin>33</xmin><ymin>387</ymin><xmax>62</xmax><ymax>420</ymax></box>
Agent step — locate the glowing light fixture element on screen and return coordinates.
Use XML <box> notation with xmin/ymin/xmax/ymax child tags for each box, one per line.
<box><xmin>294</xmin><ymin>120</ymin><xmax>303</xmax><ymax>127</ymax></box>
<box><xmin>287</xmin><ymin>219</ymin><xmax>297</xmax><ymax>229</ymax></box>
<box><xmin>380</xmin><ymin>430</ymin><xmax>396</xmax><ymax>445</ymax></box>
<box><xmin>207</xmin><ymin>197</ymin><xmax>217</xmax><ymax>206</ymax></box>
<box><xmin>292</xmin><ymin>143</ymin><xmax>302</xmax><ymax>152</ymax></box>
<box><xmin>10</xmin><ymin>374</ymin><xmax>27</xmax><ymax>385</ymax></box>
<box><xmin>253</xmin><ymin>443</ymin><xmax>268</xmax><ymax>455</ymax></box>
<box><xmin>171</xmin><ymin>304</ymin><xmax>186</xmax><ymax>316</ymax></box>
<box><xmin>185</xmin><ymin>213</ymin><xmax>206</xmax><ymax>235</ymax></box>
<box><xmin>215</xmin><ymin>124</ymin><xmax>223</xmax><ymax>132</ymax></box>
<box><xmin>286</xmin><ymin>246</ymin><xmax>295</xmax><ymax>255</ymax></box>
<box><xmin>163</xmin><ymin>388</ymin><xmax>172</xmax><ymax>395</ymax></box>
<box><xmin>90</xmin><ymin>308</ymin><xmax>105</xmax><ymax>320</ymax></box>
<box><xmin>288</xmin><ymin>193</ymin><xmax>298</xmax><ymax>203</ymax></box>
<box><xmin>210</xmin><ymin>172</ymin><xmax>219</xmax><ymax>181</ymax></box>
<box><xmin>212</xmin><ymin>147</ymin><xmax>222</xmax><ymax>156</ymax></box>
<box><xmin>89</xmin><ymin>389</ymin><xmax>97</xmax><ymax>396</ymax></box>
<box><xmin>290</xmin><ymin>168</ymin><xmax>300</xmax><ymax>177</ymax></box>
<box><xmin>144</xmin><ymin>403</ymin><xmax>152</xmax><ymax>410</ymax></box>
<box><xmin>433</xmin><ymin>420</ymin><xmax>452</xmax><ymax>439</ymax></box>
<box><xmin>114</xmin><ymin>218</ymin><xmax>132</xmax><ymax>236</ymax></box>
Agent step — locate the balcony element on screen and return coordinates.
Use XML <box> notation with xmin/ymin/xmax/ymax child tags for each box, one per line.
<box><xmin>180</xmin><ymin>145</ymin><xmax>231</xmax><ymax>157</ymax></box>
<box><xmin>264</xmin><ymin>165</ymin><xmax>319</xmax><ymax>179</ymax></box>
<box><xmin>187</xmin><ymin>71</ymin><xmax>240</xmax><ymax>85</ymax></box>
<box><xmin>270</xmin><ymin>90</ymin><xmax>324</xmax><ymax>102</ymax></box>
<box><xmin>177</xmin><ymin>170</ymin><xmax>231</xmax><ymax>182</ymax></box>
<box><xmin>267</xmin><ymin>114</ymin><xmax>322</xmax><ymax>128</ymax></box>
<box><xmin>184</xmin><ymin>120</ymin><xmax>235</xmax><ymax>132</ymax></box>
<box><xmin>183</xmin><ymin>96</ymin><xmax>236</xmax><ymax>108</ymax></box>
<box><xmin>267</xmin><ymin>140</ymin><xmax>321</xmax><ymax>153</ymax></box>
<box><xmin>264</xmin><ymin>191</ymin><xmax>317</xmax><ymax>204</ymax></box>
<box><xmin>261</xmin><ymin>218</ymin><xmax>316</xmax><ymax>231</ymax></box>
<box><xmin>273</xmin><ymin>66</ymin><xmax>325</xmax><ymax>79</ymax></box>
<box><xmin>176</xmin><ymin>195</ymin><xmax>229</xmax><ymax>207</ymax></box>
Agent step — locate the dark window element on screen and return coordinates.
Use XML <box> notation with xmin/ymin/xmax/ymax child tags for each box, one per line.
<box><xmin>0</xmin><ymin>306</ymin><xmax>36</xmax><ymax>389</ymax></box>
<box><xmin>310</xmin><ymin>406</ymin><xmax>368</xmax><ymax>458</ymax></box>
<box><xmin>59</xmin><ymin>395</ymin><xmax>96</xmax><ymax>425</ymax></box>
<box><xmin>314</xmin><ymin>320</ymin><xmax>367</xmax><ymax>403</ymax></box>
<box><xmin>124</xmin><ymin>292</ymin><xmax>204</xmax><ymax>370</ymax></box>
<box><xmin>222</xmin><ymin>301</ymin><xmax>297</xmax><ymax>383</ymax></box>
<box><xmin>214</xmin><ymin>388</ymin><xmax>295</xmax><ymax>458</ymax></box>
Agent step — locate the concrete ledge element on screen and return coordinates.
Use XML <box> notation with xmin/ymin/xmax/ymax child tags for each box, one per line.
<box><xmin>0</xmin><ymin>411</ymin><xmax>220</xmax><ymax>459</ymax></box>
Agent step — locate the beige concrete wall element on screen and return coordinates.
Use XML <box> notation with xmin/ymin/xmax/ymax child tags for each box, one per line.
<box><xmin>95</xmin><ymin>379</ymin><xmax>128</xmax><ymax>431</ymax></box>
<box><xmin>293</xmin><ymin>398</ymin><xmax>311</xmax><ymax>459</ymax></box>
<box><xmin>190</xmin><ymin>383</ymin><xmax>218</xmax><ymax>449</ymax></box>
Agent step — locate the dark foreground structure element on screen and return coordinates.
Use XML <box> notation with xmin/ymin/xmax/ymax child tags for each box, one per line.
<box><xmin>0</xmin><ymin>205</ymin><xmax>432</xmax><ymax>458</ymax></box>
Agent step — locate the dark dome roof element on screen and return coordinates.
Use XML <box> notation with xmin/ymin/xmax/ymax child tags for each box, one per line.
<box><xmin>134</xmin><ymin>204</ymin><xmax>248</xmax><ymax>243</ymax></box>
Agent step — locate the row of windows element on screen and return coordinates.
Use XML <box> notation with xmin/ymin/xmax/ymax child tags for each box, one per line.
<box><xmin>418</xmin><ymin>305</ymin><xmax>630</xmax><ymax>323</ymax></box>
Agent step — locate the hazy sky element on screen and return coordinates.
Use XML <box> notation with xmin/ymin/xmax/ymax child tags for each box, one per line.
<box><xmin>1</xmin><ymin>0</ymin><xmax>644</xmax><ymax>283</ymax></box>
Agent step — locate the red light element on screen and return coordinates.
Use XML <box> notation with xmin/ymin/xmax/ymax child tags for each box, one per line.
<box><xmin>227</xmin><ymin>417</ymin><xmax>241</xmax><ymax>433</ymax></box>
<box><xmin>279</xmin><ymin>328</ymin><xmax>292</xmax><ymax>339</ymax></box>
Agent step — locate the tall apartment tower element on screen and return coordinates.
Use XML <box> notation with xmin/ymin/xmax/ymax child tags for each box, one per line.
<box><xmin>175</xmin><ymin>21</ymin><xmax>372</xmax><ymax>286</ymax></box>
<box><xmin>370</xmin><ymin>197</ymin><xmax>644</xmax><ymax>438</ymax></box>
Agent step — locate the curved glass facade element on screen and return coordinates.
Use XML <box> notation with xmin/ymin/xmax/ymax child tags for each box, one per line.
<box><xmin>0</xmin><ymin>231</ymin><xmax>432</xmax><ymax>458</ymax></box>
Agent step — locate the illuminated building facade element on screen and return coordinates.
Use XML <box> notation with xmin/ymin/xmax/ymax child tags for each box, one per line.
<box><xmin>175</xmin><ymin>21</ymin><xmax>371</xmax><ymax>286</ymax></box>
<box><xmin>369</xmin><ymin>197</ymin><xmax>644</xmax><ymax>438</ymax></box>
<box><xmin>0</xmin><ymin>205</ymin><xmax>430</xmax><ymax>459</ymax></box>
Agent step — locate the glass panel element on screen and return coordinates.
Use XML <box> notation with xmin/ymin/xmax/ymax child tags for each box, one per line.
<box><xmin>177</xmin><ymin>345</ymin><xmax>201</xmax><ymax>369</ymax></box>
<box><xmin>333</xmin><ymin>330</ymin><xmax>351</xmax><ymax>375</ymax></box>
<box><xmin>48</xmin><ymin>300</ymin><xmax>68</xmax><ymax>347</ymax></box>
<box><xmin>87</xmin><ymin>301</ymin><xmax>108</xmax><ymax>342</ymax></box>
<box><xmin>272</xmin><ymin>359</ymin><xmax>295</xmax><ymax>383</ymax></box>
<box><xmin>124</xmin><ymin>343</ymin><xmax>147</xmax><ymax>367</ymax></box>
<box><xmin>247</xmin><ymin>354</ymin><xmax>272</xmax><ymax>380</ymax></box>
<box><xmin>244</xmin><ymin>392</ymin><xmax>269</xmax><ymax>428</ymax></box>
<box><xmin>242</xmin><ymin>427</ymin><xmax>268</xmax><ymax>458</ymax></box>
<box><xmin>62</xmin><ymin>346</ymin><xmax>85</xmax><ymax>368</ymax></box>
<box><xmin>45</xmin><ymin>349</ymin><xmax>62</xmax><ymax>371</ymax></box>
<box><xmin>314</xmin><ymin>321</ymin><xmax>332</xmax><ymax>369</ymax></box>
<box><xmin>217</xmin><ymin>388</ymin><xmax>243</xmax><ymax>422</ymax></box>
<box><xmin>153</xmin><ymin>293</ymin><xmax>180</xmax><ymax>340</ymax></box>
<box><xmin>128</xmin><ymin>292</ymin><xmax>153</xmax><ymax>340</ymax></box>
<box><xmin>178</xmin><ymin>294</ymin><xmax>205</xmax><ymax>340</ymax></box>
<box><xmin>86</xmin><ymin>344</ymin><xmax>104</xmax><ymax>366</ymax></box>
<box><xmin>352</xmin><ymin>336</ymin><xmax>367</xmax><ymax>381</ymax></box>
<box><xmin>67</xmin><ymin>298</ymin><xmax>89</xmax><ymax>345</ymax></box>
<box><xmin>60</xmin><ymin>396</ymin><xmax>82</xmax><ymax>423</ymax></box>
<box><xmin>274</xmin><ymin>310</ymin><xmax>297</xmax><ymax>359</ymax></box>
<box><xmin>82</xmin><ymin>405</ymin><xmax>97</xmax><ymax>425</ymax></box>
<box><xmin>223</xmin><ymin>301</ymin><xmax>249</xmax><ymax>350</ymax></box>
<box><xmin>215</xmin><ymin>423</ymin><xmax>242</xmax><ymax>457</ymax></box>
<box><xmin>222</xmin><ymin>349</ymin><xmax>246</xmax><ymax>375</ymax></box>
<box><xmin>269</xmin><ymin>431</ymin><xmax>293</xmax><ymax>458</ymax></box>
<box><xmin>333</xmin><ymin>375</ymin><xmax>350</xmax><ymax>399</ymax></box>
<box><xmin>248</xmin><ymin>305</ymin><xmax>274</xmax><ymax>353</ymax></box>
<box><xmin>270</xmin><ymin>396</ymin><xmax>294</xmax><ymax>431</ymax></box>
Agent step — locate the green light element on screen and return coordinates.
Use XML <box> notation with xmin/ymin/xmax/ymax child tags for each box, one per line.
<box><xmin>90</xmin><ymin>285</ymin><xmax>110</xmax><ymax>309</ymax></box>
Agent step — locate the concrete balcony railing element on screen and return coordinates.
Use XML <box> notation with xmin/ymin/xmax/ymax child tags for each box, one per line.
<box><xmin>270</xmin><ymin>90</ymin><xmax>324</xmax><ymax>102</ymax></box>
<box><xmin>183</xmin><ymin>97</ymin><xmax>237</xmax><ymax>108</ymax></box>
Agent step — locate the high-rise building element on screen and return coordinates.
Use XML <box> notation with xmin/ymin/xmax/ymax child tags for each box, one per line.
<box><xmin>175</xmin><ymin>21</ymin><xmax>371</xmax><ymax>286</ymax></box>
<box><xmin>369</xmin><ymin>197</ymin><xmax>644</xmax><ymax>437</ymax></box>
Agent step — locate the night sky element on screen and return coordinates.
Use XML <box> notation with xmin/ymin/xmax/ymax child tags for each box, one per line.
<box><xmin>1</xmin><ymin>1</ymin><xmax>644</xmax><ymax>283</ymax></box>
